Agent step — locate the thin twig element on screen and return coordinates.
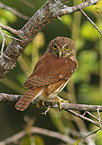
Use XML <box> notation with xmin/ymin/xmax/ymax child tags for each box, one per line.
<box><xmin>18</xmin><ymin>0</ymin><xmax>35</xmax><ymax>8</ymax></box>
<box><xmin>0</xmin><ymin>29</ymin><xmax>11</xmax><ymax>59</ymax></box>
<box><xmin>0</xmin><ymin>28</ymin><xmax>23</xmax><ymax>59</ymax></box>
<box><xmin>0</xmin><ymin>23</ymin><xmax>23</xmax><ymax>39</ymax></box>
<box><xmin>68</xmin><ymin>109</ymin><xmax>100</xmax><ymax>127</ymax></box>
<box><xmin>97</xmin><ymin>108</ymin><xmax>102</xmax><ymax>129</ymax></box>
<box><xmin>3</xmin><ymin>34</ymin><xmax>23</xmax><ymax>42</ymax></box>
<box><xmin>83</xmin><ymin>128</ymin><xmax>101</xmax><ymax>139</ymax></box>
<box><xmin>83</xmin><ymin>111</ymin><xmax>99</xmax><ymax>121</ymax></box>
<box><xmin>80</xmin><ymin>9</ymin><xmax>102</xmax><ymax>35</ymax></box>
<box><xmin>0</xmin><ymin>2</ymin><xmax>30</xmax><ymax>20</ymax></box>
<box><xmin>77</xmin><ymin>128</ymin><xmax>101</xmax><ymax>144</ymax></box>
<box><xmin>0</xmin><ymin>28</ymin><xmax>5</xmax><ymax>57</ymax></box>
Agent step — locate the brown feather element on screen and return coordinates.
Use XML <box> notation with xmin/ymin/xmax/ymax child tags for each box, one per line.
<box><xmin>15</xmin><ymin>89</ymin><xmax>40</xmax><ymax>111</ymax></box>
<box><xmin>24</xmin><ymin>51</ymin><xmax>77</xmax><ymax>88</ymax></box>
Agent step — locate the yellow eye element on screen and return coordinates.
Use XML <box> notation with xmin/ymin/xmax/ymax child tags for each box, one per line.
<box><xmin>65</xmin><ymin>46</ymin><xmax>70</xmax><ymax>50</ymax></box>
<box><xmin>53</xmin><ymin>45</ymin><xmax>57</xmax><ymax>50</ymax></box>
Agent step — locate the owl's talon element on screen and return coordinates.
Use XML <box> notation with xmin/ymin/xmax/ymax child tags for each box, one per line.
<box><xmin>52</xmin><ymin>96</ymin><xmax>69</xmax><ymax>110</ymax></box>
<box><xmin>58</xmin><ymin>98</ymin><xmax>69</xmax><ymax>110</ymax></box>
<box><xmin>50</xmin><ymin>95</ymin><xmax>69</xmax><ymax>110</ymax></box>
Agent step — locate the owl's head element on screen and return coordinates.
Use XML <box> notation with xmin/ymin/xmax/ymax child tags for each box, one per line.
<box><xmin>47</xmin><ymin>37</ymin><xmax>75</xmax><ymax>59</ymax></box>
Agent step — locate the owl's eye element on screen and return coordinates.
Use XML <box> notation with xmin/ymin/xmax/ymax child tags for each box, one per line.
<box><xmin>52</xmin><ymin>45</ymin><xmax>57</xmax><ymax>50</ymax></box>
<box><xmin>65</xmin><ymin>46</ymin><xmax>70</xmax><ymax>50</ymax></box>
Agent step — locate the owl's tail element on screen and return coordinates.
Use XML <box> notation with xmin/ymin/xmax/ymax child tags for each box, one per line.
<box><xmin>15</xmin><ymin>89</ymin><xmax>40</xmax><ymax>111</ymax></box>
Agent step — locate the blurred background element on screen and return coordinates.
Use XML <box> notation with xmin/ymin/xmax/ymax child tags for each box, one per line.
<box><xmin>0</xmin><ymin>0</ymin><xmax>102</xmax><ymax>144</ymax></box>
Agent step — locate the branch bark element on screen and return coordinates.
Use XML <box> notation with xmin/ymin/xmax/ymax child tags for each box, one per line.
<box><xmin>1</xmin><ymin>93</ymin><xmax>102</xmax><ymax>112</ymax></box>
<box><xmin>0</xmin><ymin>0</ymin><xmax>99</xmax><ymax>81</ymax></box>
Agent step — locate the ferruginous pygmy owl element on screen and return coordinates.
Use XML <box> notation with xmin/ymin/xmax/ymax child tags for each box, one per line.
<box><xmin>15</xmin><ymin>37</ymin><xmax>78</xmax><ymax>111</ymax></box>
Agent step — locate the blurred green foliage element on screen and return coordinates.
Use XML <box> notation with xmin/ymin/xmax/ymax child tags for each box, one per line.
<box><xmin>0</xmin><ymin>0</ymin><xmax>102</xmax><ymax>145</ymax></box>
<box><xmin>0</xmin><ymin>9</ymin><xmax>17</xmax><ymax>24</ymax></box>
<box><xmin>95</xmin><ymin>0</ymin><xmax>102</xmax><ymax>13</ymax></box>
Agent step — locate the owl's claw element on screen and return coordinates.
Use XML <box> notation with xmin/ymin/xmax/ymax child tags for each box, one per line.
<box><xmin>36</xmin><ymin>97</ymin><xmax>69</xmax><ymax>111</ymax></box>
<box><xmin>58</xmin><ymin>97</ymin><xmax>69</xmax><ymax>110</ymax></box>
<box><xmin>51</xmin><ymin>96</ymin><xmax>69</xmax><ymax>110</ymax></box>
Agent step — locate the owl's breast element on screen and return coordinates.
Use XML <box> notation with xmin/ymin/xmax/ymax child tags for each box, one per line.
<box><xmin>42</xmin><ymin>79</ymin><xmax>69</xmax><ymax>100</ymax></box>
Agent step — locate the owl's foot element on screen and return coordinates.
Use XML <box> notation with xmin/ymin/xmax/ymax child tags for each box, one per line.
<box><xmin>36</xmin><ymin>97</ymin><xmax>69</xmax><ymax>110</ymax></box>
<box><xmin>52</xmin><ymin>96</ymin><xmax>69</xmax><ymax>110</ymax></box>
<box><xmin>58</xmin><ymin>99</ymin><xmax>68</xmax><ymax>110</ymax></box>
<box><xmin>58</xmin><ymin>97</ymin><xmax>69</xmax><ymax>110</ymax></box>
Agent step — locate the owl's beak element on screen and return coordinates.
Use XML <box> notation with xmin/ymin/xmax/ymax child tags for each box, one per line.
<box><xmin>59</xmin><ymin>51</ymin><xmax>62</xmax><ymax>58</ymax></box>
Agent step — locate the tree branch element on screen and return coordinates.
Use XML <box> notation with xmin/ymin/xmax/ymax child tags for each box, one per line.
<box><xmin>0</xmin><ymin>126</ymin><xmax>76</xmax><ymax>145</ymax></box>
<box><xmin>57</xmin><ymin>0</ymin><xmax>99</xmax><ymax>16</ymax></box>
<box><xmin>0</xmin><ymin>93</ymin><xmax>21</xmax><ymax>102</ymax></box>
<box><xmin>0</xmin><ymin>0</ymin><xmax>99</xmax><ymax>81</ymax></box>
<box><xmin>1</xmin><ymin>93</ymin><xmax>102</xmax><ymax>112</ymax></box>
<box><xmin>0</xmin><ymin>23</ymin><xmax>23</xmax><ymax>39</ymax></box>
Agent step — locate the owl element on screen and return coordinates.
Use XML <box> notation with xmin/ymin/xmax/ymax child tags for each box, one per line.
<box><xmin>15</xmin><ymin>37</ymin><xmax>78</xmax><ymax>111</ymax></box>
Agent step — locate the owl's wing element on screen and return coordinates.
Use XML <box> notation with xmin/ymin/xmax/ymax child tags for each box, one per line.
<box><xmin>24</xmin><ymin>52</ymin><xmax>78</xmax><ymax>88</ymax></box>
